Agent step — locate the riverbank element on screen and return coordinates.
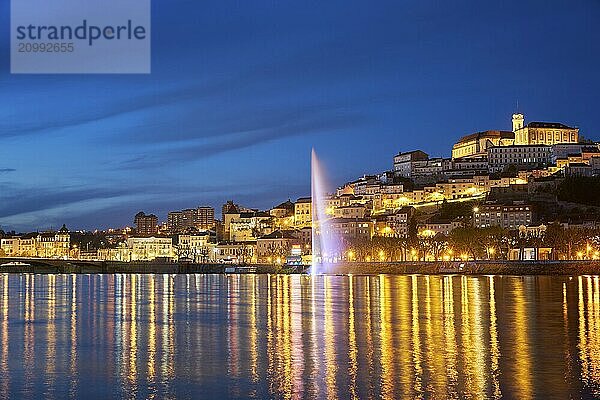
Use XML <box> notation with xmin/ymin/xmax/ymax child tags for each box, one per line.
<box><xmin>2</xmin><ymin>257</ymin><xmax>600</xmax><ymax>275</ymax></box>
<box><xmin>324</xmin><ymin>260</ymin><xmax>600</xmax><ymax>275</ymax></box>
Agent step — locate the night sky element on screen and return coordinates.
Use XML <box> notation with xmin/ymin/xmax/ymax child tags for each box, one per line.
<box><xmin>1</xmin><ymin>0</ymin><xmax>599</xmax><ymax>231</ymax></box>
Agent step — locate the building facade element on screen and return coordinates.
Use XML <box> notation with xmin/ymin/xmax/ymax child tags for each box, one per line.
<box><xmin>473</xmin><ymin>203</ymin><xmax>533</xmax><ymax>229</ymax></box>
<box><xmin>167</xmin><ymin>206</ymin><xmax>215</xmax><ymax>233</ymax></box>
<box><xmin>0</xmin><ymin>225</ymin><xmax>71</xmax><ymax>258</ymax></box>
<box><xmin>256</xmin><ymin>230</ymin><xmax>300</xmax><ymax>263</ymax></box>
<box><xmin>488</xmin><ymin>144</ymin><xmax>552</xmax><ymax>173</ymax></box>
<box><xmin>134</xmin><ymin>212</ymin><xmax>159</xmax><ymax>236</ymax></box>
<box><xmin>452</xmin><ymin>130</ymin><xmax>515</xmax><ymax>159</ymax></box>
<box><xmin>126</xmin><ymin>236</ymin><xmax>173</xmax><ymax>261</ymax></box>
<box><xmin>513</xmin><ymin>113</ymin><xmax>579</xmax><ymax>146</ymax></box>
<box><xmin>393</xmin><ymin>150</ymin><xmax>429</xmax><ymax>178</ymax></box>
<box><xmin>294</xmin><ymin>197</ymin><xmax>312</xmax><ymax>227</ymax></box>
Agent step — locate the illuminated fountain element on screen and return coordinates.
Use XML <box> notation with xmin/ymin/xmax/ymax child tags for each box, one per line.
<box><xmin>310</xmin><ymin>149</ymin><xmax>341</xmax><ymax>274</ymax></box>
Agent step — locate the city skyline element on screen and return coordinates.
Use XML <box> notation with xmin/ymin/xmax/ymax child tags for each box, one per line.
<box><xmin>0</xmin><ymin>114</ymin><xmax>598</xmax><ymax>232</ymax></box>
<box><xmin>1</xmin><ymin>1</ymin><xmax>600</xmax><ymax>231</ymax></box>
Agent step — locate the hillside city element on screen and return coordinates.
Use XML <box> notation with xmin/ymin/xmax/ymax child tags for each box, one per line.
<box><xmin>2</xmin><ymin>112</ymin><xmax>600</xmax><ymax>264</ymax></box>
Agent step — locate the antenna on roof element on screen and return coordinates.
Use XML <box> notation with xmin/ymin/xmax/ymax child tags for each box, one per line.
<box><xmin>516</xmin><ymin>99</ymin><xmax>519</xmax><ymax>113</ymax></box>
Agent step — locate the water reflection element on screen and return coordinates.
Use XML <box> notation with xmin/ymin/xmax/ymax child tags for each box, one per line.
<box><xmin>1</xmin><ymin>274</ymin><xmax>600</xmax><ymax>398</ymax></box>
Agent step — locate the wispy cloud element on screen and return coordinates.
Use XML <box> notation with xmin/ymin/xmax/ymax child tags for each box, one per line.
<box><xmin>118</xmin><ymin>106</ymin><xmax>367</xmax><ymax>170</ymax></box>
<box><xmin>0</xmin><ymin>168</ymin><xmax>15</xmax><ymax>173</ymax></box>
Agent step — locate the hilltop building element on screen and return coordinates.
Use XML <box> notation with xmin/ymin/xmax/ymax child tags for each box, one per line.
<box><xmin>452</xmin><ymin>130</ymin><xmax>515</xmax><ymax>159</ymax></box>
<box><xmin>512</xmin><ymin>113</ymin><xmax>579</xmax><ymax>146</ymax></box>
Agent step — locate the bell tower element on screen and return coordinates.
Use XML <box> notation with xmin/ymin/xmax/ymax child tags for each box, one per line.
<box><xmin>512</xmin><ymin>113</ymin><xmax>524</xmax><ymax>132</ymax></box>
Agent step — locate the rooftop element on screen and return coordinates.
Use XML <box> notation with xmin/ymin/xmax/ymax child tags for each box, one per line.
<box><xmin>259</xmin><ymin>230</ymin><xmax>298</xmax><ymax>240</ymax></box>
<box><xmin>522</xmin><ymin>121</ymin><xmax>577</xmax><ymax>130</ymax></box>
<box><xmin>455</xmin><ymin>130</ymin><xmax>515</xmax><ymax>145</ymax></box>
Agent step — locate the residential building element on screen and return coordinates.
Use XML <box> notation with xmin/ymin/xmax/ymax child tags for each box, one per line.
<box><xmin>552</xmin><ymin>143</ymin><xmax>592</xmax><ymax>161</ymax></box>
<box><xmin>0</xmin><ymin>225</ymin><xmax>71</xmax><ymax>258</ymax></box>
<box><xmin>418</xmin><ymin>218</ymin><xmax>463</xmax><ymax>236</ymax></box>
<box><xmin>411</xmin><ymin>157</ymin><xmax>446</xmax><ymax>183</ymax></box>
<box><xmin>270</xmin><ymin>200</ymin><xmax>295</xmax><ymax>229</ymax></box>
<box><xmin>229</xmin><ymin>211</ymin><xmax>273</xmax><ymax>242</ymax></box>
<box><xmin>127</xmin><ymin>236</ymin><xmax>173</xmax><ymax>261</ymax></box>
<box><xmin>373</xmin><ymin>206</ymin><xmax>414</xmax><ymax>237</ymax></box>
<box><xmin>333</xmin><ymin>204</ymin><xmax>367</xmax><ymax>219</ymax></box>
<box><xmin>444</xmin><ymin>157</ymin><xmax>489</xmax><ymax>177</ymax></box>
<box><xmin>167</xmin><ymin>206</ymin><xmax>215</xmax><ymax>233</ymax></box>
<box><xmin>379</xmin><ymin>184</ymin><xmax>404</xmax><ymax>194</ymax></box>
<box><xmin>473</xmin><ymin>203</ymin><xmax>533</xmax><ymax>229</ymax></box>
<box><xmin>211</xmin><ymin>242</ymin><xmax>256</xmax><ymax>263</ymax></box>
<box><xmin>256</xmin><ymin>230</ymin><xmax>301</xmax><ymax>263</ymax></box>
<box><xmin>564</xmin><ymin>163</ymin><xmax>593</xmax><ymax>177</ymax></box>
<box><xmin>176</xmin><ymin>232</ymin><xmax>211</xmax><ymax>262</ymax></box>
<box><xmin>270</xmin><ymin>200</ymin><xmax>295</xmax><ymax>218</ymax></box>
<box><xmin>488</xmin><ymin>144</ymin><xmax>552</xmax><ymax>173</ymax></box>
<box><xmin>321</xmin><ymin>218</ymin><xmax>374</xmax><ymax>241</ymax></box>
<box><xmin>294</xmin><ymin>197</ymin><xmax>312</xmax><ymax>227</ymax></box>
<box><xmin>97</xmin><ymin>243</ymin><xmax>131</xmax><ymax>262</ymax></box>
<box><xmin>435</xmin><ymin>177</ymin><xmax>485</xmax><ymax>200</ymax></box>
<box><xmin>134</xmin><ymin>211</ymin><xmax>158</xmax><ymax>236</ymax></box>
<box><xmin>393</xmin><ymin>150</ymin><xmax>429</xmax><ymax>178</ymax></box>
<box><xmin>195</xmin><ymin>206</ymin><xmax>215</xmax><ymax>230</ymax></box>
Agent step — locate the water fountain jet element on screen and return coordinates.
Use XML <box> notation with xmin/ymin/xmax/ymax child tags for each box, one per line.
<box><xmin>310</xmin><ymin>149</ymin><xmax>340</xmax><ymax>274</ymax></box>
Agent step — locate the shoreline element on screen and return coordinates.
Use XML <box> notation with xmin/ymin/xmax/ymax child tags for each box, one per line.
<box><xmin>1</xmin><ymin>258</ymin><xmax>600</xmax><ymax>275</ymax></box>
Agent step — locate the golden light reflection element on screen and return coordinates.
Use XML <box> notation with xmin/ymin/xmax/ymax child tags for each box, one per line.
<box><xmin>128</xmin><ymin>274</ymin><xmax>138</xmax><ymax>386</ymax></box>
<box><xmin>290</xmin><ymin>276</ymin><xmax>304</xmax><ymax>397</ymax></box>
<box><xmin>324</xmin><ymin>276</ymin><xmax>337</xmax><ymax>400</ymax></box>
<box><xmin>426</xmin><ymin>277</ymin><xmax>447</xmax><ymax>396</ymax></box>
<box><xmin>442</xmin><ymin>276</ymin><xmax>458</xmax><ymax>398</ymax></box>
<box><xmin>0</xmin><ymin>275</ymin><xmax>8</xmax><ymax>398</ymax></box>
<box><xmin>347</xmin><ymin>275</ymin><xmax>358</xmax><ymax>400</ymax></box>
<box><xmin>23</xmin><ymin>274</ymin><xmax>35</xmax><ymax>394</ymax></box>
<box><xmin>363</xmin><ymin>276</ymin><xmax>375</xmax><ymax>400</ymax></box>
<box><xmin>578</xmin><ymin>275</ymin><xmax>600</xmax><ymax>392</ymax></box>
<box><xmin>147</xmin><ymin>275</ymin><xmax>156</xmax><ymax>394</ymax></box>
<box><xmin>379</xmin><ymin>275</ymin><xmax>393</xmax><ymax>397</ymax></box>
<box><xmin>69</xmin><ymin>274</ymin><xmax>78</xmax><ymax>397</ymax></box>
<box><xmin>249</xmin><ymin>275</ymin><xmax>258</xmax><ymax>385</ymax></box>
<box><xmin>2</xmin><ymin>274</ymin><xmax>600</xmax><ymax>398</ymax></box>
<box><xmin>468</xmin><ymin>278</ymin><xmax>486</xmax><ymax>396</ymax></box>
<box><xmin>45</xmin><ymin>275</ymin><xmax>57</xmax><ymax>394</ymax></box>
<box><xmin>411</xmin><ymin>275</ymin><xmax>423</xmax><ymax>397</ymax></box>
<box><xmin>512</xmin><ymin>278</ymin><xmax>533</xmax><ymax>399</ymax></box>
<box><xmin>489</xmin><ymin>277</ymin><xmax>501</xmax><ymax>399</ymax></box>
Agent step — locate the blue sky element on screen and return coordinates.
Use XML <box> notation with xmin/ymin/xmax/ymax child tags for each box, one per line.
<box><xmin>1</xmin><ymin>0</ymin><xmax>599</xmax><ymax>231</ymax></box>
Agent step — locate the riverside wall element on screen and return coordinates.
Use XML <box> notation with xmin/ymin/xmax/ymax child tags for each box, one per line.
<box><xmin>1</xmin><ymin>258</ymin><xmax>600</xmax><ymax>275</ymax></box>
<box><xmin>323</xmin><ymin>260</ymin><xmax>600</xmax><ymax>275</ymax></box>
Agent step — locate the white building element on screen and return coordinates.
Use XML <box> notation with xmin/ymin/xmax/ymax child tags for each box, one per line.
<box><xmin>474</xmin><ymin>203</ymin><xmax>533</xmax><ymax>229</ymax></box>
<box><xmin>488</xmin><ymin>144</ymin><xmax>551</xmax><ymax>173</ymax></box>
<box><xmin>393</xmin><ymin>150</ymin><xmax>429</xmax><ymax>178</ymax></box>
<box><xmin>126</xmin><ymin>237</ymin><xmax>174</xmax><ymax>261</ymax></box>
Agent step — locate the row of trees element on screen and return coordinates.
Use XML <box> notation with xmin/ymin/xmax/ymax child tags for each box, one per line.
<box><xmin>343</xmin><ymin>225</ymin><xmax>600</xmax><ymax>262</ymax></box>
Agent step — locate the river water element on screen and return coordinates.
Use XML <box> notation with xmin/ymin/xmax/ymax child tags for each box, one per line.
<box><xmin>0</xmin><ymin>273</ymin><xmax>599</xmax><ymax>399</ymax></box>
